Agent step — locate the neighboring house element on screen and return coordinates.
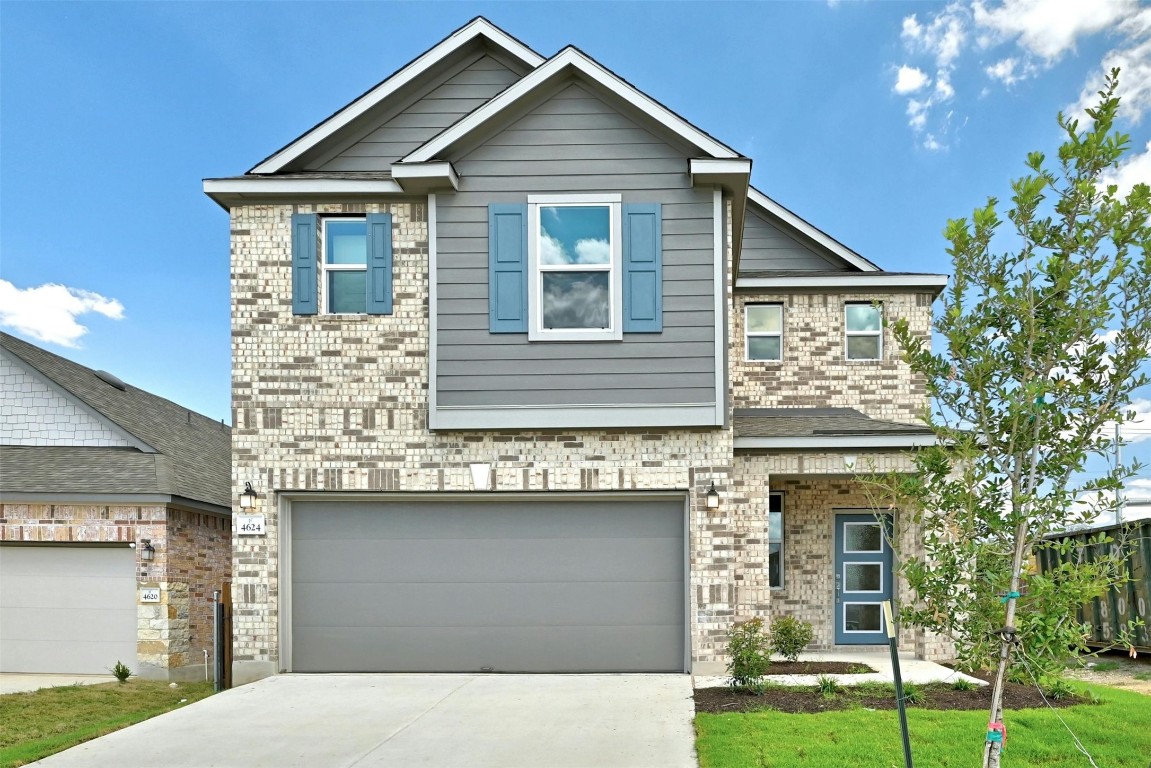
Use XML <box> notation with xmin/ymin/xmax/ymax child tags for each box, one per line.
<box><xmin>0</xmin><ymin>333</ymin><xmax>231</xmax><ymax>681</ymax></box>
<box><xmin>203</xmin><ymin>18</ymin><xmax>950</xmax><ymax>684</ymax></box>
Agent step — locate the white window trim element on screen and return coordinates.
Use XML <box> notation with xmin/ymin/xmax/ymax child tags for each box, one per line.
<box><xmin>842</xmin><ymin>521</ymin><xmax>885</xmax><ymax>554</ymax></box>
<box><xmin>845</xmin><ymin>302</ymin><xmax>883</xmax><ymax>361</ymax></box>
<box><xmin>321</xmin><ymin>217</ymin><xmax>367</xmax><ymax>315</ymax></box>
<box><xmin>527</xmin><ymin>194</ymin><xmax>623</xmax><ymax>342</ymax></box>
<box><xmin>745</xmin><ymin>303</ymin><xmax>783</xmax><ymax>362</ymax></box>
<box><xmin>769</xmin><ymin>492</ymin><xmax>784</xmax><ymax>590</ymax></box>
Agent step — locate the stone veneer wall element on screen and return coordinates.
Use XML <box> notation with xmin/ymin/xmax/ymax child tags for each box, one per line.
<box><xmin>0</xmin><ymin>503</ymin><xmax>232</xmax><ymax>679</ymax></box>
<box><xmin>229</xmin><ymin>200</ymin><xmax>750</xmax><ymax>681</ymax></box>
<box><xmin>731</xmin><ymin>291</ymin><xmax>933</xmax><ymax>420</ymax></box>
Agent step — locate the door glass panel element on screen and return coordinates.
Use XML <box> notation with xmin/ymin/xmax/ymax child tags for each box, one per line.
<box><xmin>845</xmin><ymin>563</ymin><xmax>882</xmax><ymax>592</ymax></box>
<box><xmin>844</xmin><ymin>603</ymin><xmax>882</xmax><ymax>632</ymax></box>
<box><xmin>844</xmin><ymin>522</ymin><xmax>882</xmax><ymax>552</ymax></box>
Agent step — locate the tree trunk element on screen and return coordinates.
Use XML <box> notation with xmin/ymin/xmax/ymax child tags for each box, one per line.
<box><xmin>982</xmin><ymin>522</ymin><xmax>1029</xmax><ymax>768</ymax></box>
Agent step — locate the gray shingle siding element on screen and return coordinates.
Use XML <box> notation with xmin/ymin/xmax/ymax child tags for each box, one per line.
<box><xmin>435</xmin><ymin>81</ymin><xmax>717</xmax><ymax>410</ymax></box>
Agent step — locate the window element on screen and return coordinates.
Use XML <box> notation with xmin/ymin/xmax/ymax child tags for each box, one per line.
<box><xmin>323</xmin><ymin>218</ymin><xmax>368</xmax><ymax>314</ymax></box>
<box><xmin>845</xmin><ymin>303</ymin><xmax>882</xmax><ymax>360</ymax></box>
<box><xmin>745</xmin><ymin>304</ymin><xmax>783</xmax><ymax>361</ymax></box>
<box><xmin>527</xmin><ymin>194</ymin><xmax>622</xmax><ymax>341</ymax></box>
<box><xmin>769</xmin><ymin>493</ymin><xmax>784</xmax><ymax>588</ymax></box>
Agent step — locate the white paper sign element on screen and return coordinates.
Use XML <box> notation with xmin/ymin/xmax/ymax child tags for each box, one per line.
<box><xmin>237</xmin><ymin>514</ymin><xmax>266</xmax><ymax>536</ymax></box>
<box><xmin>140</xmin><ymin>587</ymin><xmax>161</xmax><ymax>603</ymax></box>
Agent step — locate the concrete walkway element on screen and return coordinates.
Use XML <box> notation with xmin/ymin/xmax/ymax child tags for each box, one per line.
<box><xmin>30</xmin><ymin>674</ymin><xmax>698</xmax><ymax>768</ymax></box>
<box><xmin>693</xmin><ymin>650</ymin><xmax>985</xmax><ymax>688</ymax></box>
<box><xmin>1</xmin><ymin>674</ymin><xmax>118</xmax><ymax>695</ymax></box>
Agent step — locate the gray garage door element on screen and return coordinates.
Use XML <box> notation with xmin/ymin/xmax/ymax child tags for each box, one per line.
<box><xmin>0</xmin><ymin>545</ymin><xmax>136</xmax><ymax>674</ymax></box>
<box><xmin>290</xmin><ymin>497</ymin><xmax>685</xmax><ymax>673</ymax></box>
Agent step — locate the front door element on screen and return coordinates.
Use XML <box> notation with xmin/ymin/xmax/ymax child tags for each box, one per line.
<box><xmin>834</xmin><ymin>512</ymin><xmax>893</xmax><ymax>645</ymax></box>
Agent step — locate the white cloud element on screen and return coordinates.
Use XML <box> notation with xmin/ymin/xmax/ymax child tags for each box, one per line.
<box><xmin>1127</xmin><ymin>478</ymin><xmax>1151</xmax><ymax>501</ymax></box>
<box><xmin>574</xmin><ymin>238</ymin><xmax>610</xmax><ymax>264</ymax></box>
<box><xmin>0</xmin><ymin>279</ymin><xmax>125</xmax><ymax>348</ymax></box>
<box><xmin>1067</xmin><ymin>31</ymin><xmax>1151</xmax><ymax>125</ymax></box>
<box><xmin>934</xmin><ymin>71</ymin><xmax>956</xmax><ymax>100</ymax></box>
<box><xmin>985</xmin><ymin>57</ymin><xmax>1020</xmax><ymax>85</ymax></box>
<box><xmin>902</xmin><ymin>4</ymin><xmax>968</xmax><ymax>67</ymax></box>
<box><xmin>894</xmin><ymin>65</ymin><xmax>931</xmax><ymax>94</ymax></box>
<box><xmin>1100</xmin><ymin>140</ymin><xmax>1151</xmax><ymax>195</ymax></box>
<box><xmin>1118</xmin><ymin>398</ymin><xmax>1151</xmax><ymax>444</ymax></box>
<box><xmin>973</xmin><ymin>0</ymin><xmax>1136</xmax><ymax>61</ymax></box>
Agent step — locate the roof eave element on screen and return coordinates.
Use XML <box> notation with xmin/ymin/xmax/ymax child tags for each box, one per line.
<box><xmin>734</xmin><ymin>435</ymin><xmax>937</xmax><ymax>450</ymax></box>
<box><xmin>736</xmin><ymin>273</ymin><xmax>949</xmax><ymax>294</ymax></box>
<box><xmin>202</xmin><ymin>177</ymin><xmax>408</xmax><ymax>210</ymax></box>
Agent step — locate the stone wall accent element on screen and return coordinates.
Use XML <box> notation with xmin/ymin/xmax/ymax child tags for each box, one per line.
<box><xmin>0</xmin><ymin>353</ymin><xmax>131</xmax><ymax>446</ymax></box>
<box><xmin>732</xmin><ymin>291</ymin><xmax>933</xmax><ymax>421</ymax></box>
<box><xmin>0</xmin><ymin>502</ymin><xmax>232</xmax><ymax>680</ymax></box>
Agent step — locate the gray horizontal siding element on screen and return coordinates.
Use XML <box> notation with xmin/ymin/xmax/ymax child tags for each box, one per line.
<box><xmin>740</xmin><ymin>205</ymin><xmax>847</xmax><ymax>272</ymax></box>
<box><xmin>318</xmin><ymin>55</ymin><xmax>520</xmax><ymax>172</ymax></box>
<box><xmin>435</xmin><ymin>82</ymin><xmax>716</xmax><ymax>414</ymax></box>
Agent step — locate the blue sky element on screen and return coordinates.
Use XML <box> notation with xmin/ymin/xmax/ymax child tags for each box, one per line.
<box><xmin>2</xmin><ymin>1</ymin><xmax>1148</xmax><ymax>499</ymax></box>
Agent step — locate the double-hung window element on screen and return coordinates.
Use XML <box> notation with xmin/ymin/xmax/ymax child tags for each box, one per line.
<box><xmin>845</xmin><ymin>302</ymin><xmax>882</xmax><ymax>360</ymax></box>
<box><xmin>322</xmin><ymin>219</ymin><xmax>368</xmax><ymax>314</ymax></box>
<box><xmin>527</xmin><ymin>194</ymin><xmax>622</xmax><ymax>341</ymax></box>
<box><xmin>768</xmin><ymin>493</ymin><xmax>784</xmax><ymax>588</ymax></box>
<box><xmin>745</xmin><ymin>304</ymin><xmax>783</xmax><ymax>361</ymax></box>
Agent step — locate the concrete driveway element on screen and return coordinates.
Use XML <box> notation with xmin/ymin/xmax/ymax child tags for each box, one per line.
<box><xmin>31</xmin><ymin>674</ymin><xmax>698</xmax><ymax>768</ymax></box>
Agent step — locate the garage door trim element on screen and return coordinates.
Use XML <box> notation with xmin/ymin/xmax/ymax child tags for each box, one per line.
<box><xmin>278</xmin><ymin>491</ymin><xmax>690</xmax><ymax>673</ymax></box>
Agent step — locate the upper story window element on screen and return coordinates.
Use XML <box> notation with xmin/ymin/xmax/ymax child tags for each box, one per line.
<box><xmin>527</xmin><ymin>194</ymin><xmax>623</xmax><ymax>341</ymax></box>
<box><xmin>745</xmin><ymin>304</ymin><xmax>783</xmax><ymax>361</ymax></box>
<box><xmin>323</xmin><ymin>219</ymin><xmax>368</xmax><ymax>314</ymax></box>
<box><xmin>845</xmin><ymin>303</ymin><xmax>882</xmax><ymax>360</ymax></box>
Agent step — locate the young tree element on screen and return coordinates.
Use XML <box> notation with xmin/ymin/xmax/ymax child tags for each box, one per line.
<box><xmin>876</xmin><ymin>69</ymin><xmax>1151</xmax><ymax>768</ymax></box>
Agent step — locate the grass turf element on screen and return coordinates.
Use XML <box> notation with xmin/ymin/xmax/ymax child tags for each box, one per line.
<box><xmin>694</xmin><ymin>683</ymin><xmax>1151</xmax><ymax>768</ymax></box>
<box><xmin>0</xmin><ymin>680</ymin><xmax>215</xmax><ymax>767</ymax></box>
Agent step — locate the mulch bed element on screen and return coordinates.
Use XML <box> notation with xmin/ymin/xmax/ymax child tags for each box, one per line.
<box><xmin>695</xmin><ymin>671</ymin><xmax>1087</xmax><ymax>714</ymax></box>
<box><xmin>756</xmin><ymin>661</ymin><xmax>875</xmax><ymax>675</ymax></box>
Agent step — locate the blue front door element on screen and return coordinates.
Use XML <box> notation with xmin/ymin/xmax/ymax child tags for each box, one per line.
<box><xmin>834</xmin><ymin>512</ymin><xmax>893</xmax><ymax>645</ymax></box>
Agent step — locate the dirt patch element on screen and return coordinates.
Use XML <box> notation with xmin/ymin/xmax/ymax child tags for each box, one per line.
<box><xmin>694</xmin><ymin>675</ymin><xmax>1085</xmax><ymax>714</ymax></box>
<box><xmin>759</xmin><ymin>661</ymin><xmax>875</xmax><ymax>675</ymax></box>
<box><xmin>1063</xmin><ymin>651</ymin><xmax>1151</xmax><ymax>695</ymax></box>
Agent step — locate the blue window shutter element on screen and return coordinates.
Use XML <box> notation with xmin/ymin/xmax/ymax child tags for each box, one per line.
<box><xmin>291</xmin><ymin>213</ymin><xmax>317</xmax><ymax>316</ymax></box>
<box><xmin>365</xmin><ymin>212</ymin><xmax>393</xmax><ymax>315</ymax></box>
<box><xmin>488</xmin><ymin>203</ymin><xmax>528</xmax><ymax>333</ymax></box>
<box><xmin>623</xmin><ymin>203</ymin><xmax>662</xmax><ymax>333</ymax></box>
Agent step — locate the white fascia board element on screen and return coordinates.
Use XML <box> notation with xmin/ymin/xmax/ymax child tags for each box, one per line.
<box><xmin>391</xmin><ymin>161</ymin><xmax>460</xmax><ymax>190</ymax></box>
<box><xmin>748</xmin><ymin>187</ymin><xmax>880</xmax><ymax>272</ymax></box>
<box><xmin>737</xmin><ymin>273</ymin><xmax>949</xmax><ymax>291</ymax></box>
<box><xmin>249</xmin><ymin>19</ymin><xmax>544</xmax><ymax>175</ymax></box>
<box><xmin>734</xmin><ymin>434</ymin><xmax>937</xmax><ymax>450</ymax></box>
<box><xmin>431</xmin><ymin>403</ymin><xmax>722</xmax><ymax>430</ymax></box>
<box><xmin>404</xmin><ymin>47</ymin><xmax>740</xmax><ymax>163</ymax></box>
<box><xmin>690</xmin><ymin>158</ymin><xmax>752</xmax><ymax>178</ymax></box>
<box><xmin>203</xmin><ymin>178</ymin><xmax>405</xmax><ymax>196</ymax></box>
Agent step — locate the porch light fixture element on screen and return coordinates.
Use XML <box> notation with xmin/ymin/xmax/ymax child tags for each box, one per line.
<box><xmin>470</xmin><ymin>463</ymin><xmax>492</xmax><ymax>491</ymax></box>
<box><xmin>239</xmin><ymin>482</ymin><xmax>257</xmax><ymax>509</ymax></box>
<box><xmin>705</xmin><ymin>481</ymin><xmax>720</xmax><ymax>510</ymax></box>
<box><xmin>139</xmin><ymin>539</ymin><xmax>155</xmax><ymax>562</ymax></box>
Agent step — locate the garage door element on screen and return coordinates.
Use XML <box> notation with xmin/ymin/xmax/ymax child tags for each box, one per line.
<box><xmin>289</xmin><ymin>497</ymin><xmax>685</xmax><ymax>673</ymax></box>
<box><xmin>0</xmin><ymin>545</ymin><xmax>137</xmax><ymax>674</ymax></box>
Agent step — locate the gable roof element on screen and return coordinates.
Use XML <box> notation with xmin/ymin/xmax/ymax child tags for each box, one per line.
<box><xmin>401</xmin><ymin>45</ymin><xmax>744</xmax><ymax>164</ymax></box>
<box><xmin>733</xmin><ymin>407</ymin><xmax>935</xmax><ymax>450</ymax></box>
<box><xmin>746</xmin><ymin>188</ymin><xmax>879</xmax><ymax>272</ymax></box>
<box><xmin>0</xmin><ymin>332</ymin><xmax>231</xmax><ymax>510</ymax></box>
<box><xmin>249</xmin><ymin>17</ymin><xmax>545</xmax><ymax>175</ymax></box>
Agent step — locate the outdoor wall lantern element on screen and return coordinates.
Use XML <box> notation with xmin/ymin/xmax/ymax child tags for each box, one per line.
<box><xmin>705</xmin><ymin>481</ymin><xmax>720</xmax><ymax>510</ymax></box>
<box><xmin>139</xmin><ymin>539</ymin><xmax>156</xmax><ymax>562</ymax></box>
<box><xmin>470</xmin><ymin>463</ymin><xmax>492</xmax><ymax>491</ymax></box>
<box><xmin>239</xmin><ymin>482</ymin><xmax>258</xmax><ymax>509</ymax></box>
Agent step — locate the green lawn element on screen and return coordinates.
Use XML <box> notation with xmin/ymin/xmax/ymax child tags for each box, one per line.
<box><xmin>0</xmin><ymin>680</ymin><xmax>215</xmax><ymax>768</ymax></box>
<box><xmin>695</xmin><ymin>684</ymin><xmax>1151</xmax><ymax>768</ymax></box>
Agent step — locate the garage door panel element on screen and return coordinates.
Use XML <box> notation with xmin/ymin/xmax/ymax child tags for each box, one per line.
<box><xmin>293</xmin><ymin>536</ymin><xmax>682</xmax><ymax>584</ymax></box>
<box><xmin>293</xmin><ymin>624</ymin><xmax>682</xmax><ymax>673</ymax></box>
<box><xmin>290</xmin><ymin>497</ymin><xmax>686</xmax><ymax>673</ymax></box>
<box><xmin>293</xmin><ymin>580</ymin><xmax>684</xmax><ymax>628</ymax></box>
<box><xmin>0</xmin><ymin>546</ymin><xmax>136</xmax><ymax>674</ymax></box>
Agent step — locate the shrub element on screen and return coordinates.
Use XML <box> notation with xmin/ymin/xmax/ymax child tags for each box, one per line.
<box><xmin>817</xmin><ymin>675</ymin><xmax>842</xmax><ymax>698</ymax></box>
<box><xmin>770</xmin><ymin>616</ymin><xmax>814</xmax><ymax>662</ymax></box>
<box><xmin>901</xmin><ymin>682</ymin><xmax>924</xmax><ymax>705</ymax></box>
<box><xmin>950</xmin><ymin>677</ymin><xmax>975</xmax><ymax>692</ymax></box>
<box><xmin>727</xmin><ymin>618</ymin><xmax>771</xmax><ymax>691</ymax></box>
<box><xmin>1043</xmin><ymin>677</ymin><xmax>1075</xmax><ymax>701</ymax></box>
<box><xmin>111</xmin><ymin>661</ymin><xmax>132</xmax><ymax>683</ymax></box>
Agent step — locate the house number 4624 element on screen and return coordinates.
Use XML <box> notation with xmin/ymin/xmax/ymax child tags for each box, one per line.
<box><xmin>237</xmin><ymin>515</ymin><xmax>266</xmax><ymax>535</ymax></box>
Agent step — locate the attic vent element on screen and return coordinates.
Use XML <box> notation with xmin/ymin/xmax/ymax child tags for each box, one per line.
<box><xmin>95</xmin><ymin>370</ymin><xmax>128</xmax><ymax>391</ymax></box>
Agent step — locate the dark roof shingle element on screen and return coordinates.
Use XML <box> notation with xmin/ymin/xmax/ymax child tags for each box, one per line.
<box><xmin>733</xmin><ymin>407</ymin><xmax>933</xmax><ymax>439</ymax></box>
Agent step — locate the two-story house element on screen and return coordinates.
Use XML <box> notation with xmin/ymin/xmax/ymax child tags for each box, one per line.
<box><xmin>204</xmin><ymin>18</ymin><xmax>951</xmax><ymax>684</ymax></box>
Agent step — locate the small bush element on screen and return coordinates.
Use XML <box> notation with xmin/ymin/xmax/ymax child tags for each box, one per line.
<box><xmin>950</xmin><ymin>677</ymin><xmax>975</xmax><ymax>691</ymax></box>
<box><xmin>110</xmin><ymin>661</ymin><xmax>132</xmax><ymax>683</ymax></box>
<box><xmin>817</xmin><ymin>675</ymin><xmax>842</xmax><ymax>698</ymax></box>
<box><xmin>1043</xmin><ymin>677</ymin><xmax>1075</xmax><ymax>701</ymax></box>
<box><xmin>727</xmin><ymin>618</ymin><xmax>771</xmax><ymax>692</ymax></box>
<box><xmin>846</xmin><ymin>663</ymin><xmax>873</xmax><ymax>674</ymax></box>
<box><xmin>770</xmin><ymin>616</ymin><xmax>814</xmax><ymax>662</ymax></box>
<box><xmin>901</xmin><ymin>682</ymin><xmax>924</xmax><ymax>705</ymax></box>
